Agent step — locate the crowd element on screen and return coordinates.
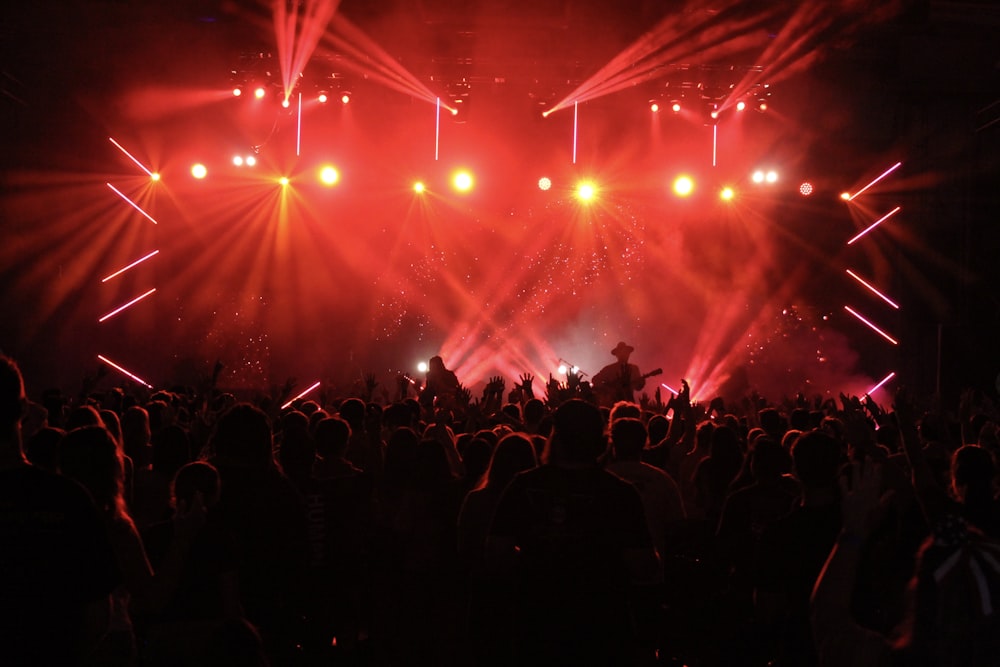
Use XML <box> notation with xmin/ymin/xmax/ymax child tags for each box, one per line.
<box><xmin>3</xmin><ymin>351</ymin><xmax>1000</xmax><ymax>666</ymax></box>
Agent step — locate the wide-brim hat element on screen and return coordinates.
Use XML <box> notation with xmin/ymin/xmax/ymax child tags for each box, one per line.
<box><xmin>611</xmin><ymin>341</ymin><xmax>634</xmax><ymax>357</ymax></box>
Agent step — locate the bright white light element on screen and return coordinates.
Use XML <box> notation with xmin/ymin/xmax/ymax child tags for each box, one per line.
<box><xmin>720</xmin><ymin>186</ymin><xmax>735</xmax><ymax>201</ymax></box>
<box><xmin>413</xmin><ymin>181</ymin><xmax>425</xmax><ymax>193</ymax></box>
<box><xmin>279</xmin><ymin>176</ymin><xmax>290</xmax><ymax>186</ymax></box>
<box><xmin>577</xmin><ymin>182</ymin><xmax>596</xmax><ymax>201</ymax></box>
<box><xmin>233</xmin><ymin>87</ymin><xmax>242</xmax><ymax>97</ymax></box>
<box><xmin>671</xmin><ymin>101</ymin><xmax>681</xmax><ymax>113</ymax></box>
<box><xmin>752</xmin><ymin>170</ymin><xmax>765</xmax><ymax>184</ymax></box>
<box><xmin>319</xmin><ymin>166</ymin><xmax>339</xmax><ymax>186</ymax></box>
<box><xmin>233</xmin><ymin>155</ymin><xmax>244</xmax><ymax>166</ymax></box>
<box><xmin>318</xmin><ymin>92</ymin><xmax>328</xmax><ymax>103</ymax></box>
<box><xmin>417</xmin><ymin>361</ymin><xmax>429</xmax><ymax>373</ymax></box>
<box><xmin>799</xmin><ymin>182</ymin><xmax>814</xmax><ymax>196</ymax></box>
<box><xmin>150</xmin><ymin>173</ymin><xmax>160</xmax><ymax>182</ymax></box>
<box><xmin>650</xmin><ymin>102</ymin><xmax>659</xmax><ymax>113</ymax></box>
<box><xmin>191</xmin><ymin>164</ymin><xmax>208</xmax><ymax>179</ymax></box>
<box><xmin>281</xmin><ymin>98</ymin><xmax>290</xmax><ymax>108</ymax></box>
<box><xmin>245</xmin><ymin>155</ymin><xmax>257</xmax><ymax>167</ymax></box>
<box><xmin>254</xmin><ymin>87</ymin><xmax>266</xmax><ymax>100</ymax></box>
<box><xmin>736</xmin><ymin>100</ymin><xmax>746</xmax><ymax>111</ymax></box>
<box><xmin>538</xmin><ymin>177</ymin><xmax>552</xmax><ymax>191</ymax></box>
<box><xmin>673</xmin><ymin>175</ymin><xmax>694</xmax><ymax>197</ymax></box>
<box><xmin>765</xmin><ymin>170</ymin><xmax>778</xmax><ymax>183</ymax></box>
<box><xmin>453</xmin><ymin>171</ymin><xmax>474</xmax><ymax>192</ymax></box>
<box><xmin>341</xmin><ymin>93</ymin><xmax>351</xmax><ymax>104</ymax></box>
<box><xmin>558</xmin><ymin>364</ymin><xmax>568</xmax><ymax>375</ymax></box>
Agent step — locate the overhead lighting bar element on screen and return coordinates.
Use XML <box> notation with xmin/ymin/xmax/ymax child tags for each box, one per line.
<box><xmin>108</xmin><ymin>137</ymin><xmax>154</xmax><ymax>178</ymax></box>
<box><xmin>107</xmin><ymin>183</ymin><xmax>159</xmax><ymax>225</ymax></box>
<box><xmin>866</xmin><ymin>371</ymin><xmax>896</xmax><ymax>396</ymax></box>
<box><xmin>848</xmin><ymin>161</ymin><xmax>901</xmax><ymax>201</ymax></box>
<box><xmin>97</xmin><ymin>354</ymin><xmax>153</xmax><ymax>388</ymax></box>
<box><xmin>101</xmin><ymin>250</ymin><xmax>159</xmax><ymax>283</ymax></box>
<box><xmin>845</xmin><ymin>269</ymin><xmax>900</xmax><ymax>309</ymax></box>
<box><xmin>281</xmin><ymin>381</ymin><xmax>321</xmax><ymax>410</ymax></box>
<box><xmin>847</xmin><ymin>206</ymin><xmax>901</xmax><ymax>245</ymax></box>
<box><xmin>98</xmin><ymin>288</ymin><xmax>157</xmax><ymax>322</ymax></box>
<box><xmin>844</xmin><ymin>305</ymin><xmax>898</xmax><ymax>345</ymax></box>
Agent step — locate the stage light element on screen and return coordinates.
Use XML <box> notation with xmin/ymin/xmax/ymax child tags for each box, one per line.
<box><xmin>558</xmin><ymin>363</ymin><xmax>568</xmax><ymax>375</ymax></box>
<box><xmin>413</xmin><ymin>181</ymin><xmax>425</xmax><ymax>193</ymax></box>
<box><xmin>318</xmin><ymin>92</ymin><xmax>328</xmax><ymax>103</ymax></box>
<box><xmin>281</xmin><ymin>381</ymin><xmax>321</xmax><ymax>410</ymax></box>
<box><xmin>650</xmin><ymin>101</ymin><xmax>660</xmax><ymax>113</ymax></box>
<box><xmin>281</xmin><ymin>98</ymin><xmax>290</xmax><ymax>108</ymax></box>
<box><xmin>106</xmin><ymin>183</ymin><xmax>159</xmax><ymax>224</ymax></box>
<box><xmin>866</xmin><ymin>372</ymin><xmax>896</xmax><ymax>396</ymax></box>
<box><xmin>720</xmin><ymin>186</ymin><xmax>735</xmax><ymax>201</ymax></box>
<box><xmin>97</xmin><ymin>355</ymin><xmax>152</xmax><ymax>388</ymax></box>
<box><xmin>417</xmin><ymin>361</ymin><xmax>429</xmax><ymax>373</ymax></box>
<box><xmin>710</xmin><ymin>108</ymin><xmax>719</xmax><ymax>120</ymax></box>
<box><xmin>150</xmin><ymin>173</ymin><xmax>160</xmax><ymax>182</ymax></box>
<box><xmin>245</xmin><ymin>155</ymin><xmax>257</xmax><ymax>167</ymax></box>
<box><xmin>845</xmin><ymin>269</ymin><xmax>900</xmax><ymax>309</ymax></box>
<box><xmin>253</xmin><ymin>87</ymin><xmax>266</xmax><ymax>100</ymax></box>
<box><xmin>840</xmin><ymin>192</ymin><xmax>851</xmax><ymax>201</ymax></box>
<box><xmin>799</xmin><ymin>182</ymin><xmax>814</xmax><ymax>196</ymax></box>
<box><xmin>752</xmin><ymin>170</ymin><xmax>765</xmax><ymax>184</ymax></box>
<box><xmin>452</xmin><ymin>170</ymin><xmax>474</xmax><ymax>192</ymax></box>
<box><xmin>190</xmin><ymin>164</ymin><xmax>207</xmax><ymax>179</ymax></box>
<box><xmin>233</xmin><ymin>155</ymin><xmax>244</xmax><ymax>166</ymax></box>
<box><xmin>848</xmin><ymin>162</ymin><xmax>902</xmax><ymax>201</ymax></box>
<box><xmin>341</xmin><ymin>93</ymin><xmax>351</xmax><ymax>104</ymax></box>
<box><xmin>672</xmin><ymin>175</ymin><xmax>695</xmax><ymax>197</ymax></box>
<box><xmin>576</xmin><ymin>181</ymin><xmax>596</xmax><ymax>201</ymax></box>
<box><xmin>538</xmin><ymin>177</ymin><xmax>552</xmax><ymax>191</ymax></box>
<box><xmin>847</xmin><ymin>206</ymin><xmax>901</xmax><ymax>245</ymax></box>
<box><xmin>319</xmin><ymin>166</ymin><xmax>339</xmax><ymax>186</ymax></box>
<box><xmin>102</xmin><ymin>250</ymin><xmax>159</xmax><ymax>283</ymax></box>
<box><xmin>844</xmin><ymin>305</ymin><xmax>899</xmax><ymax>345</ymax></box>
<box><xmin>758</xmin><ymin>101</ymin><xmax>768</xmax><ymax>111</ymax></box>
<box><xmin>736</xmin><ymin>100</ymin><xmax>746</xmax><ymax>111</ymax></box>
<box><xmin>671</xmin><ymin>101</ymin><xmax>681</xmax><ymax>113</ymax></box>
<box><xmin>279</xmin><ymin>176</ymin><xmax>290</xmax><ymax>186</ymax></box>
<box><xmin>765</xmin><ymin>170</ymin><xmax>778</xmax><ymax>183</ymax></box>
<box><xmin>233</xmin><ymin>87</ymin><xmax>243</xmax><ymax>97</ymax></box>
<box><xmin>99</xmin><ymin>288</ymin><xmax>157</xmax><ymax>323</ymax></box>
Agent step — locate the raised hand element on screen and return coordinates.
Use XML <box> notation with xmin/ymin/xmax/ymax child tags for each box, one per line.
<box><xmin>455</xmin><ymin>383</ymin><xmax>472</xmax><ymax>408</ymax></box>
<box><xmin>363</xmin><ymin>372</ymin><xmax>378</xmax><ymax>400</ymax></box>
<box><xmin>519</xmin><ymin>373</ymin><xmax>535</xmax><ymax>399</ymax></box>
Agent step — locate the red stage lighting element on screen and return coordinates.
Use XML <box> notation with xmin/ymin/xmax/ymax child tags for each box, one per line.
<box><xmin>413</xmin><ymin>181</ymin><xmax>426</xmax><ymax>193</ymax></box>
<box><xmin>736</xmin><ymin>100</ymin><xmax>746</xmax><ymax>111</ymax></box>
<box><xmin>319</xmin><ymin>166</ymin><xmax>339</xmax><ymax>186</ymax></box>
<box><xmin>799</xmin><ymin>182</ymin><xmax>814</xmax><ymax>196</ymax></box>
<box><xmin>453</xmin><ymin>170</ymin><xmax>474</xmax><ymax>192</ymax></box>
<box><xmin>538</xmin><ymin>177</ymin><xmax>552</xmax><ymax>191</ymax></box>
<box><xmin>672</xmin><ymin>175</ymin><xmax>695</xmax><ymax>197</ymax></box>
<box><xmin>253</xmin><ymin>87</ymin><xmax>266</xmax><ymax>100</ymax></box>
<box><xmin>650</xmin><ymin>101</ymin><xmax>660</xmax><ymax>113</ymax></box>
<box><xmin>341</xmin><ymin>93</ymin><xmax>351</xmax><ymax>104</ymax></box>
<box><xmin>318</xmin><ymin>92</ymin><xmax>328</xmax><ymax>103</ymax></box>
<box><xmin>233</xmin><ymin>87</ymin><xmax>243</xmax><ymax>97</ymax></box>
<box><xmin>719</xmin><ymin>186</ymin><xmax>735</xmax><ymax>201</ymax></box>
<box><xmin>576</xmin><ymin>181</ymin><xmax>596</xmax><ymax>201</ymax></box>
<box><xmin>191</xmin><ymin>164</ymin><xmax>207</xmax><ymax>179</ymax></box>
<box><xmin>671</xmin><ymin>101</ymin><xmax>681</xmax><ymax>113</ymax></box>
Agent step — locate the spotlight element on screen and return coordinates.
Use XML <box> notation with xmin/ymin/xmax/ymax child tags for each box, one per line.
<box><xmin>319</xmin><ymin>166</ymin><xmax>339</xmax><ymax>186</ymax></box>
<box><xmin>799</xmin><ymin>182</ymin><xmax>814</xmax><ymax>196</ymax></box>
<box><xmin>752</xmin><ymin>170</ymin><xmax>765</xmax><ymax>184</ymax></box>
<box><xmin>720</xmin><ymin>186</ymin><xmax>735</xmax><ymax>201</ymax></box>
<box><xmin>736</xmin><ymin>100</ymin><xmax>746</xmax><ymax>111</ymax></box>
<box><xmin>233</xmin><ymin>155</ymin><xmax>244</xmax><ymax>166</ymax></box>
<box><xmin>150</xmin><ymin>173</ymin><xmax>160</xmax><ymax>182</ymax></box>
<box><xmin>341</xmin><ymin>92</ymin><xmax>351</xmax><ymax>104</ymax></box>
<box><xmin>452</xmin><ymin>170</ymin><xmax>474</xmax><ymax>192</ymax></box>
<box><xmin>757</xmin><ymin>101</ymin><xmax>768</xmax><ymax>111</ymax></box>
<box><xmin>245</xmin><ymin>155</ymin><xmax>257</xmax><ymax>167</ymax></box>
<box><xmin>190</xmin><ymin>163</ymin><xmax>207</xmax><ymax>179</ymax></box>
<box><xmin>253</xmin><ymin>87</ymin><xmax>266</xmax><ymax>100</ymax></box>
<box><xmin>650</xmin><ymin>101</ymin><xmax>660</xmax><ymax>113</ymax></box>
<box><xmin>671</xmin><ymin>100</ymin><xmax>681</xmax><ymax>113</ymax></box>
<box><xmin>318</xmin><ymin>92</ymin><xmax>328</xmax><ymax>103</ymax></box>
<box><xmin>281</xmin><ymin>98</ymin><xmax>290</xmax><ymax>108</ymax></box>
<box><xmin>765</xmin><ymin>170</ymin><xmax>778</xmax><ymax>184</ymax></box>
<box><xmin>413</xmin><ymin>181</ymin><xmax>425</xmax><ymax>193</ymax></box>
<box><xmin>279</xmin><ymin>176</ymin><xmax>290</xmax><ymax>186</ymax></box>
<box><xmin>710</xmin><ymin>106</ymin><xmax>719</xmax><ymax>120</ymax></box>
<box><xmin>538</xmin><ymin>177</ymin><xmax>552</xmax><ymax>191</ymax></box>
<box><xmin>672</xmin><ymin>175</ymin><xmax>695</xmax><ymax>197</ymax></box>
<box><xmin>417</xmin><ymin>361</ymin><xmax>429</xmax><ymax>373</ymax></box>
<box><xmin>233</xmin><ymin>87</ymin><xmax>243</xmax><ymax>97</ymax></box>
<box><xmin>576</xmin><ymin>181</ymin><xmax>596</xmax><ymax>201</ymax></box>
<box><xmin>840</xmin><ymin>192</ymin><xmax>851</xmax><ymax>201</ymax></box>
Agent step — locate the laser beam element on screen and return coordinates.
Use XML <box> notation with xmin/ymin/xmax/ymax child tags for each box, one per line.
<box><xmin>866</xmin><ymin>371</ymin><xmax>896</xmax><ymax>396</ymax></box>
<box><xmin>661</xmin><ymin>383</ymin><xmax>679</xmax><ymax>396</ymax></box>
<box><xmin>98</xmin><ymin>288</ymin><xmax>157</xmax><ymax>322</ymax></box>
<box><xmin>101</xmin><ymin>250</ymin><xmax>159</xmax><ymax>283</ymax></box>
<box><xmin>848</xmin><ymin>161</ymin><xmax>901</xmax><ymax>201</ymax></box>
<box><xmin>847</xmin><ymin>206</ymin><xmax>901</xmax><ymax>245</ymax></box>
<box><xmin>107</xmin><ymin>183</ymin><xmax>159</xmax><ymax>225</ymax></box>
<box><xmin>108</xmin><ymin>137</ymin><xmax>154</xmax><ymax>177</ymax></box>
<box><xmin>281</xmin><ymin>381</ymin><xmax>321</xmax><ymax>410</ymax></box>
<box><xmin>97</xmin><ymin>354</ymin><xmax>153</xmax><ymax>388</ymax></box>
<box><xmin>845</xmin><ymin>269</ymin><xmax>900</xmax><ymax>309</ymax></box>
<box><xmin>844</xmin><ymin>305</ymin><xmax>898</xmax><ymax>345</ymax></box>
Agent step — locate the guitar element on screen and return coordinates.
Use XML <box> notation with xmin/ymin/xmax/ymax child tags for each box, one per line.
<box><xmin>594</xmin><ymin>367</ymin><xmax>663</xmax><ymax>406</ymax></box>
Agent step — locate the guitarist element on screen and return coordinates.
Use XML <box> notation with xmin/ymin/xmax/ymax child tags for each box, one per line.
<box><xmin>592</xmin><ymin>341</ymin><xmax>653</xmax><ymax>407</ymax></box>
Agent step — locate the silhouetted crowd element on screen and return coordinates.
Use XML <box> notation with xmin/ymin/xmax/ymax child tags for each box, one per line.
<box><xmin>3</xmin><ymin>353</ymin><xmax>1000</xmax><ymax>666</ymax></box>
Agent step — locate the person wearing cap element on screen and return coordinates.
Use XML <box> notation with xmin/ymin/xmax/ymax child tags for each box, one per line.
<box><xmin>592</xmin><ymin>341</ymin><xmax>646</xmax><ymax>407</ymax></box>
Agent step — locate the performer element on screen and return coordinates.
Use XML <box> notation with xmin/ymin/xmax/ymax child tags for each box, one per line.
<box><xmin>419</xmin><ymin>355</ymin><xmax>460</xmax><ymax>411</ymax></box>
<box><xmin>592</xmin><ymin>341</ymin><xmax>647</xmax><ymax>406</ymax></box>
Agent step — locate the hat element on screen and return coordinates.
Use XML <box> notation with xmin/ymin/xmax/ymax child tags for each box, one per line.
<box><xmin>611</xmin><ymin>341</ymin><xmax>634</xmax><ymax>357</ymax></box>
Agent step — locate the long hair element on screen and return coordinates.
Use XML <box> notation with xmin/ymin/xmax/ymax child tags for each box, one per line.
<box><xmin>59</xmin><ymin>425</ymin><xmax>130</xmax><ymax>523</ymax></box>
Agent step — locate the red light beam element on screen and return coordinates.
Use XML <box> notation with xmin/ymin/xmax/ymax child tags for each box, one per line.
<box><xmin>107</xmin><ymin>183</ymin><xmax>159</xmax><ymax>225</ymax></box>
<box><xmin>845</xmin><ymin>269</ymin><xmax>900</xmax><ymax>309</ymax></box>
<box><xmin>866</xmin><ymin>371</ymin><xmax>896</xmax><ymax>396</ymax></box>
<box><xmin>848</xmin><ymin>161</ymin><xmax>901</xmax><ymax>201</ymax></box>
<box><xmin>281</xmin><ymin>381</ymin><xmax>321</xmax><ymax>410</ymax></box>
<box><xmin>98</xmin><ymin>288</ymin><xmax>157</xmax><ymax>322</ymax></box>
<box><xmin>844</xmin><ymin>305</ymin><xmax>898</xmax><ymax>345</ymax></box>
<box><xmin>101</xmin><ymin>250</ymin><xmax>159</xmax><ymax>283</ymax></box>
<box><xmin>97</xmin><ymin>354</ymin><xmax>153</xmax><ymax>388</ymax></box>
<box><xmin>661</xmin><ymin>383</ymin><xmax>679</xmax><ymax>396</ymax></box>
<box><xmin>847</xmin><ymin>206</ymin><xmax>900</xmax><ymax>245</ymax></box>
<box><xmin>108</xmin><ymin>137</ymin><xmax>154</xmax><ymax>177</ymax></box>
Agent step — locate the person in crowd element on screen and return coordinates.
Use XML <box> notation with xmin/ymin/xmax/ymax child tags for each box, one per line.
<box><xmin>592</xmin><ymin>341</ymin><xmax>648</xmax><ymax>407</ymax></box>
<box><xmin>486</xmin><ymin>398</ymin><xmax>659</xmax><ymax>665</ymax></box>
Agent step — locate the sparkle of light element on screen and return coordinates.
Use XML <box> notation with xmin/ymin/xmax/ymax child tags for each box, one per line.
<box><xmin>720</xmin><ymin>186</ymin><xmax>735</xmax><ymax>201</ymax></box>
<box><xmin>799</xmin><ymin>182</ymin><xmax>814</xmax><ymax>196</ymax></box>
<box><xmin>538</xmin><ymin>177</ymin><xmax>552</xmax><ymax>191</ymax></box>
<box><xmin>279</xmin><ymin>176</ymin><xmax>290</xmax><ymax>186</ymax></box>
<box><xmin>413</xmin><ymin>181</ymin><xmax>425</xmax><ymax>193</ymax></box>
<box><xmin>245</xmin><ymin>156</ymin><xmax>257</xmax><ymax>167</ymax></box>
<box><xmin>341</xmin><ymin>94</ymin><xmax>351</xmax><ymax>104</ymax></box>
<box><xmin>765</xmin><ymin>170</ymin><xmax>779</xmax><ymax>183</ymax></box>
<box><xmin>576</xmin><ymin>182</ymin><xmax>596</xmax><ymax>201</ymax></box>
<box><xmin>190</xmin><ymin>164</ymin><xmax>207</xmax><ymax>179</ymax></box>
<box><xmin>319</xmin><ymin>166</ymin><xmax>339</xmax><ymax>186</ymax></box>
<box><xmin>318</xmin><ymin>92</ymin><xmax>328</xmax><ymax>103</ymax></box>
<box><xmin>752</xmin><ymin>170</ymin><xmax>765</xmax><ymax>184</ymax></box>
<box><xmin>254</xmin><ymin>87</ymin><xmax>266</xmax><ymax>100</ymax></box>
<box><xmin>233</xmin><ymin>155</ymin><xmax>244</xmax><ymax>166</ymax></box>
<box><xmin>417</xmin><ymin>361</ymin><xmax>428</xmax><ymax>373</ymax></box>
<box><xmin>453</xmin><ymin>171</ymin><xmax>474</xmax><ymax>192</ymax></box>
<box><xmin>673</xmin><ymin>175</ymin><xmax>695</xmax><ymax>197</ymax></box>
<box><xmin>650</xmin><ymin>102</ymin><xmax>659</xmax><ymax>113</ymax></box>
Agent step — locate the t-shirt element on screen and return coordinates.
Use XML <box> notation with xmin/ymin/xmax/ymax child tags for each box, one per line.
<box><xmin>0</xmin><ymin>465</ymin><xmax>120</xmax><ymax>665</ymax></box>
